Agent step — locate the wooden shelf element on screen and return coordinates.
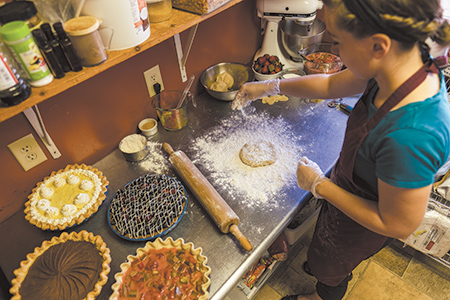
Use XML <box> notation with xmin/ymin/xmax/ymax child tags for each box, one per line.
<box><xmin>0</xmin><ymin>0</ymin><xmax>244</xmax><ymax>123</ymax></box>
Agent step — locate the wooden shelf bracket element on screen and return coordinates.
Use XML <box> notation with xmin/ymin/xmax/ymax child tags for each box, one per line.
<box><xmin>174</xmin><ymin>23</ymin><xmax>199</xmax><ymax>82</ymax></box>
<box><xmin>23</xmin><ymin>105</ymin><xmax>61</xmax><ymax>159</ymax></box>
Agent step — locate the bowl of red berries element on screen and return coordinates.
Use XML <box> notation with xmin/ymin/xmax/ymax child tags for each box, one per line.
<box><xmin>252</xmin><ymin>54</ymin><xmax>284</xmax><ymax>81</ymax></box>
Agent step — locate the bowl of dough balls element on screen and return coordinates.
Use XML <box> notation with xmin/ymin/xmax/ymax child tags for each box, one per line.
<box><xmin>201</xmin><ymin>62</ymin><xmax>254</xmax><ymax>101</ymax></box>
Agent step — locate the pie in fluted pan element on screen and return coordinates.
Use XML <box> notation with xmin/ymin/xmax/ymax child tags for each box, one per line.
<box><xmin>24</xmin><ymin>163</ymin><xmax>109</xmax><ymax>230</ymax></box>
<box><xmin>110</xmin><ymin>237</ymin><xmax>211</xmax><ymax>300</ymax></box>
<box><xmin>10</xmin><ymin>230</ymin><xmax>111</xmax><ymax>300</ymax></box>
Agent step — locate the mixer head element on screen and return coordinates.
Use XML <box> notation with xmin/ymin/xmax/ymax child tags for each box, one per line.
<box><xmin>256</xmin><ymin>0</ymin><xmax>323</xmax><ymax>25</ymax></box>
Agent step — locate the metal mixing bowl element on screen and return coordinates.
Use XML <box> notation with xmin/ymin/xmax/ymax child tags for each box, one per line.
<box><xmin>280</xmin><ymin>19</ymin><xmax>326</xmax><ymax>62</ymax></box>
<box><xmin>201</xmin><ymin>62</ymin><xmax>254</xmax><ymax>101</ymax></box>
<box><xmin>119</xmin><ymin>134</ymin><xmax>149</xmax><ymax>162</ymax></box>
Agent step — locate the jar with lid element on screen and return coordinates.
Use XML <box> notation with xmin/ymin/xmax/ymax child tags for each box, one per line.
<box><xmin>0</xmin><ymin>41</ymin><xmax>31</xmax><ymax>106</ymax></box>
<box><xmin>147</xmin><ymin>0</ymin><xmax>173</xmax><ymax>23</ymax></box>
<box><xmin>0</xmin><ymin>20</ymin><xmax>53</xmax><ymax>87</ymax></box>
<box><xmin>0</xmin><ymin>1</ymin><xmax>43</xmax><ymax>30</ymax></box>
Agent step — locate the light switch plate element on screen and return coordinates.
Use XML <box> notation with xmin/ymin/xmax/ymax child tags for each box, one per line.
<box><xmin>8</xmin><ymin>133</ymin><xmax>48</xmax><ymax>171</ymax></box>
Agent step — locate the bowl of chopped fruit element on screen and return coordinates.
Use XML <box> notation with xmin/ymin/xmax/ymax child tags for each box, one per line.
<box><xmin>252</xmin><ymin>54</ymin><xmax>284</xmax><ymax>81</ymax></box>
<box><xmin>300</xmin><ymin>43</ymin><xmax>343</xmax><ymax>75</ymax></box>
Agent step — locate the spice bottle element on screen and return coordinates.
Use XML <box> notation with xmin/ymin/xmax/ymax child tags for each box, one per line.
<box><xmin>40</xmin><ymin>23</ymin><xmax>71</xmax><ymax>73</ymax></box>
<box><xmin>0</xmin><ymin>21</ymin><xmax>53</xmax><ymax>87</ymax></box>
<box><xmin>0</xmin><ymin>1</ymin><xmax>43</xmax><ymax>31</ymax></box>
<box><xmin>52</xmin><ymin>22</ymin><xmax>83</xmax><ymax>72</ymax></box>
<box><xmin>32</xmin><ymin>29</ymin><xmax>65</xmax><ymax>79</ymax></box>
<box><xmin>0</xmin><ymin>42</ymin><xmax>31</xmax><ymax>106</ymax></box>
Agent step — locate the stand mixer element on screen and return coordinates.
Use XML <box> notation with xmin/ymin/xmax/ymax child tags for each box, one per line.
<box><xmin>255</xmin><ymin>0</ymin><xmax>324</xmax><ymax>69</ymax></box>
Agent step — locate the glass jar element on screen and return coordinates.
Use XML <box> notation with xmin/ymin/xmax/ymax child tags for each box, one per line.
<box><xmin>0</xmin><ymin>41</ymin><xmax>31</xmax><ymax>106</ymax></box>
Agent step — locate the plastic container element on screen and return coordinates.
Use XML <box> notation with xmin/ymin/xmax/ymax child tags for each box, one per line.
<box><xmin>63</xmin><ymin>16</ymin><xmax>109</xmax><ymax>67</ymax></box>
<box><xmin>0</xmin><ymin>1</ymin><xmax>43</xmax><ymax>30</ymax></box>
<box><xmin>0</xmin><ymin>42</ymin><xmax>31</xmax><ymax>106</ymax></box>
<box><xmin>147</xmin><ymin>0</ymin><xmax>173</xmax><ymax>23</ymax></box>
<box><xmin>0</xmin><ymin>21</ymin><xmax>53</xmax><ymax>87</ymax></box>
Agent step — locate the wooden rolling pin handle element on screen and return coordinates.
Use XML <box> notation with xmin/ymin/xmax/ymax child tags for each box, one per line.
<box><xmin>229</xmin><ymin>224</ymin><xmax>253</xmax><ymax>252</ymax></box>
<box><xmin>163</xmin><ymin>142</ymin><xmax>175</xmax><ymax>155</ymax></box>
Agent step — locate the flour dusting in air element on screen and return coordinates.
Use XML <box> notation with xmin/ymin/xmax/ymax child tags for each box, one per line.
<box><xmin>190</xmin><ymin>111</ymin><xmax>304</xmax><ymax>208</ymax></box>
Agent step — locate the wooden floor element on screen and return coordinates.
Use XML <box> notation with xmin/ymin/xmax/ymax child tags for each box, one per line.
<box><xmin>253</xmin><ymin>227</ymin><xmax>450</xmax><ymax>300</ymax></box>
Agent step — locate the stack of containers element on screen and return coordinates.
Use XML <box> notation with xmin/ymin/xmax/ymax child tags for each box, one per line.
<box><xmin>0</xmin><ymin>1</ymin><xmax>83</xmax><ymax>106</ymax></box>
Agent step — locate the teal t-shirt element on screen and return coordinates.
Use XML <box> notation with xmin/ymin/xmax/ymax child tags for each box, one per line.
<box><xmin>354</xmin><ymin>75</ymin><xmax>450</xmax><ymax>193</ymax></box>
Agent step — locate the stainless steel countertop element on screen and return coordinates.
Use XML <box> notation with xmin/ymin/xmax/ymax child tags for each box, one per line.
<box><xmin>0</xmin><ymin>93</ymin><xmax>357</xmax><ymax>299</ymax></box>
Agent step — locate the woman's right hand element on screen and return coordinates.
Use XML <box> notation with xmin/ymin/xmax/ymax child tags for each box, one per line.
<box><xmin>231</xmin><ymin>79</ymin><xmax>280</xmax><ymax>110</ymax></box>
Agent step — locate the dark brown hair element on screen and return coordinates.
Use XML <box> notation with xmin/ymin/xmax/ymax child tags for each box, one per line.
<box><xmin>323</xmin><ymin>0</ymin><xmax>450</xmax><ymax>49</ymax></box>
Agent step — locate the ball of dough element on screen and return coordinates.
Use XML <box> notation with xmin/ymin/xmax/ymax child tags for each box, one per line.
<box><xmin>239</xmin><ymin>140</ymin><xmax>277</xmax><ymax>168</ymax></box>
<box><xmin>216</xmin><ymin>72</ymin><xmax>234</xmax><ymax>88</ymax></box>
<box><xmin>210</xmin><ymin>81</ymin><xmax>229</xmax><ymax>92</ymax></box>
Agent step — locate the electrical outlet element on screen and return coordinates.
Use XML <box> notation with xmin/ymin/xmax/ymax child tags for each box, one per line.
<box><xmin>144</xmin><ymin>65</ymin><xmax>164</xmax><ymax>97</ymax></box>
<box><xmin>8</xmin><ymin>133</ymin><xmax>48</xmax><ymax>171</ymax></box>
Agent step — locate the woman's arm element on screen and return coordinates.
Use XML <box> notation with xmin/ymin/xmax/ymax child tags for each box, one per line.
<box><xmin>232</xmin><ymin>69</ymin><xmax>368</xmax><ymax>110</ymax></box>
<box><xmin>278</xmin><ymin>68</ymin><xmax>368</xmax><ymax>100</ymax></box>
<box><xmin>315</xmin><ymin>179</ymin><xmax>430</xmax><ymax>239</ymax></box>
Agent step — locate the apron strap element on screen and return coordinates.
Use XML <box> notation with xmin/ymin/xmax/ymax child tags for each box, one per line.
<box><xmin>365</xmin><ymin>60</ymin><xmax>439</xmax><ymax>132</ymax></box>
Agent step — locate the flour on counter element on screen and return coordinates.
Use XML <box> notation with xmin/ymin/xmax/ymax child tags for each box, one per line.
<box><xmin>139</xmin><ymin>141</ymin><xmax>169</xmax><ymax>174</ymax></box>
<box><xmin>190</xmin><ymin>111</ymin><xmax>304</xmax><ymax>208</ymax></box>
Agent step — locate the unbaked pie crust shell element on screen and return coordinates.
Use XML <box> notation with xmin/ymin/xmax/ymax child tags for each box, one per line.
<box><xmin>24</xmin><ymin>163</ymin><xmax>109</xmax><ymax>231</ymax></box>
<box><xmin>10</xmin><ymin>230</ymin><xmax>111</xmax><ymax>300</ymax></box>
<box><xmin>110</xmin><ymin>237</ymin><xmax>211</xmax><ymax>300</ymax></box>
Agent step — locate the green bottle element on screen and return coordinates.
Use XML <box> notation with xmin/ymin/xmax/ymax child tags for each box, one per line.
<box><xmin>0</xmin><ymin>20</ymin><xmax>53</xmax><ymax>87</ymax></box>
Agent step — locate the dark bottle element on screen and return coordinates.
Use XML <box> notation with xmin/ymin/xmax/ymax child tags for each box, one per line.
<box><xmin>0</xmin><ymin>42</ymin><xmax>31</xmax><ymax>106</ymax></box>
<box><xmin>32</xmin><ymin>29</ymin><xmax>65</xmax><ymax>79</ymax></box>
<box><xmin>53</xmin><ymin>22</ymin><xmax>83</xmax><ymax>72</ymax></box>
<box><xmin>40</xmin><ymin>23</ymin><xmax>71</xmax><ymax>73</ymax></box>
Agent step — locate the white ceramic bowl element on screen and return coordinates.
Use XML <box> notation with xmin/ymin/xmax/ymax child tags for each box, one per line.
<box><xmin>252</xmin><ymin>66</ymin><xmax>282</xmax><ymax>81</ymax></box>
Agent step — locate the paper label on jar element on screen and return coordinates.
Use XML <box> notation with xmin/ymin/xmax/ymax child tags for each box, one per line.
<box><xmin>0</xmin><ymin>53</ymin><xmax>18</xmax><ymax>90</ymax></box>
<box><xmin>129</xmin><ymin>0</ymin><xmax>149</xmax><ymax>32</ymax></box>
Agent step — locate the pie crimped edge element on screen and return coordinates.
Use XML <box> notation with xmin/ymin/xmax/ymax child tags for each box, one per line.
<box><xmin>24</xmin><ymin>163</ymin><xmax>109</xmax><ymax>231</ymax></box>
<box><xmin>10</xmin><ymin>230</ymin><xmax>111</xmax><ymax>300</ymax></box>
<box><xmin>110</xmin><ymin>236</ymin><xmax>211</xmax><ymax>300</ymax></box>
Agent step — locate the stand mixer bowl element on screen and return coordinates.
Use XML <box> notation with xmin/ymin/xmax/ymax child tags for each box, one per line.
<box><xmin>280</xmin><ymin>19</ymin><xmax>326</xmax><ymax>62</ymax></box>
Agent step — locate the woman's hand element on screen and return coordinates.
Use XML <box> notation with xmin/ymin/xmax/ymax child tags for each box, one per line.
<box><xmin>231</xmin><ymin>79</ymin><xmax>280</xmax><ymax>110</ymax></box>
<box><xmin>297</xmin><ymin>157</ymin><xmax>329</xmax><ymax>198</ymax></box>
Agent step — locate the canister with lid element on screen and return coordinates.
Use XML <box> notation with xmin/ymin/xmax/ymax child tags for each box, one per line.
<box><xmin>63</xmin><ymin>16</ymin><xmax>108</xmax><ymax>67</ymax></box>
<box><xmin>0</xmin><ymin>21</ymin><xmax>53</xmax><ymax>87</ymax></box>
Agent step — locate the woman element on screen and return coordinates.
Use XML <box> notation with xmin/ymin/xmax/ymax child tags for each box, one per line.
<box><xmin>232</xmin><ymin>0</ymin><xmax>450</xmax><ymax>299</ymax></box>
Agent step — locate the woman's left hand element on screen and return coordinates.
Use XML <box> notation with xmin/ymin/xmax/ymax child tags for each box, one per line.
<box><xmin>297</xmin><ymin>157</ymin><xmax>329</xmax><ymax>198</ymax></box>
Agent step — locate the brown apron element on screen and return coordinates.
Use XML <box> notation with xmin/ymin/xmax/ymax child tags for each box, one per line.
<box><xmin>307</xmin><ymin>60</ymin><xmax>440</xmax><ymax>286</ymax></box>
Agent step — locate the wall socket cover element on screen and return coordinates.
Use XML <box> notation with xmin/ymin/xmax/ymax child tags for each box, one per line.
<box><xmin>8</xmin><ymin>133</ymin><xmax>48</xmax><ymax>171</ymax></box>
<box><xmin>144</xmin><ymin>65</ymin><xmax>165</xmax><ymax>97</ymax></box>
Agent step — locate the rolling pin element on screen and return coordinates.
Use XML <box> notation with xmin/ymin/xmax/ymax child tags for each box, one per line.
<box><xmin>163</xmin><ymin>142</ymin><xmax>253</xmax><ymax>252</ymax></box>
